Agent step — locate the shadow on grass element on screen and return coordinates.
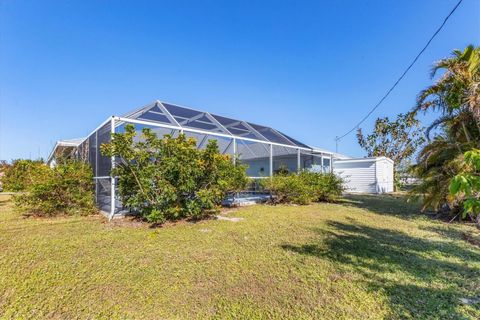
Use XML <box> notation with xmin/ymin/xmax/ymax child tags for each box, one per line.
<box><xmin>339</xmin><ymin>194</ymin><xmax>423</xmax><ymax>220</ymax></box>
<box><xmin>282</xmin><ymin>221</ymin><xmax>480</xmax><ymax>318</ymax></box>
<box><xmin>421</xmin><ymin>225</ymin><xmax>480</xmax><ymax>248</ymax></box>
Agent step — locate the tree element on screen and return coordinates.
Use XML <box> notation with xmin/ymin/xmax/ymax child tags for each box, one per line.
<box><xmin>100</xmin><ymin>124</ymin><xmax>248</xmax><ymax>224</ymax></box>
<box><xmin>410</xmin><ymin>134</ymin><xmax>462</xmax><ymax>211</ymax></box>
<box><xmin>415</xmin><ymin>45</ymin><xmax>480</xmax><ymax>134</ymax></box>
<box><xmin>450</xmin><ymin>149</ymin><xmax>480</xmax><ymax>227</ymax></box>
<box><xmin>357</xmin><ymin>112</ymin><xmax>425</xmax><ymax>188</ymax></box>
<box><xmin>413</xmin><ymin>45</ymin><xmax>480</xmax><ymax>146</ymax></box>
<box><xmin>411</xmin><ymin>45</ymin><xmax>480</xmax><ymax>213</ymax></box>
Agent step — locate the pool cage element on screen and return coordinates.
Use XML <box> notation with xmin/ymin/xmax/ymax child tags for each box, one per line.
<box><xmin>49</xmin><ymin>101</ymin><xmax>334</xmax><ymax>218</ymax></box>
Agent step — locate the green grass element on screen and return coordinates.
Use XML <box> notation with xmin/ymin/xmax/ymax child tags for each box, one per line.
<box><xmin>1</xmin><ymin>194</ymin><xmax>480</xmax><ymax>319</ymax></box>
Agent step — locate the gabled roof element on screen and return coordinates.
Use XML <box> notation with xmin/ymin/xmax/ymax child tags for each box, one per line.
<box><xmin>122</xmin><ymin>100</ymin><xmax>314</xmax><ymax>150</ymax></box>
<box><xmin>46</xmin><ymin>138</ymin><xmax>85</xmax><ymax>164</ymax></box>
<box><xmin>55</xmin><ymin>138</ymin><xmax>85</xmax><ymax>147</ymax></box>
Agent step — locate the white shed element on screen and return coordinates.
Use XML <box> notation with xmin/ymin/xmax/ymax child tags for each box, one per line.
<box><xmin>333</xmin><ymin>157</ymin><xmax>394</xmax><ymax>194</ymax></box>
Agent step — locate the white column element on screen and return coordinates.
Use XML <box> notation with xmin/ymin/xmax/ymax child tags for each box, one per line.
<box><xmin>330</xmin><ymin>154</ymin><xmax>333</xmax><ymax>173</ymax></box>
<box><xmin>297</xmin><ymin>148</ymin><xmax>301</xmax><ymax>172</ymax></box>
<box><xmin>95</xmin><ymin>130</ymin><xmax>98</xmax><ymax>203</ymax></box>
<box><xmin>232</xmin><ymin>138</ymin><xmax>237</xmax><ymax>165</ymax></box>
<box><xmin>320</xmin><ymin>154</ymin><xmax>324</xmax><ymax>173</ymax></box>
<box><xmin>109</xmin><ymin>117</ymin><xmax>116</xmax><ymax>220</ymax></box>
<box><xmin>269</xmin><ymin>144</ymin><xmax>273</xmax><ymax>177</ymax></box>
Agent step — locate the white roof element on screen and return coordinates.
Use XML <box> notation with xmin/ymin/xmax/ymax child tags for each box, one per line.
<box><xmin>334</xmin><ymin>156</ymin><xmax>394</xmax><ymax>164</ymax></box>
<box><xmin>56</xmin><ymin>138</ymin><xmax>85</xmax><ymax>147</ymax></box>
<box><xmin>310</xmin><ymin>146</ymin><xmax>350</xmax><ymax>159</ymax></box>
<box><xmin>46</xmin><ymin>138</ymin><xmax>85</xmax><ymax>164</ymax></box>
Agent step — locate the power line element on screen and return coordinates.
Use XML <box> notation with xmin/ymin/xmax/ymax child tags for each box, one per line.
<box><xmin>335</xmin><ymin>0</ymin><xmax>464</xmax><ymax>143</ymax></box>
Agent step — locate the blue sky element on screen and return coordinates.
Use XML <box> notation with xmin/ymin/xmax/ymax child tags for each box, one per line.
<box><xmin>1</xmin><ymin>0</ymin><xmax>478</xmax><ymax>160</ymax></box>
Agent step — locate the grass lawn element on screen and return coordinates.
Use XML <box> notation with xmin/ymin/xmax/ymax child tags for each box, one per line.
<box><xmin>1</xmin><ymin>194</ymin><xmax>480</xmax><ymax>319</ymax></box>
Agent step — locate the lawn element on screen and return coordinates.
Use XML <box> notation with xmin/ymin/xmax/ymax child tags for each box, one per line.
<box><xmin>1</xmin><ymin>194</ymin><xmax>480</xmax><ymax>319</ymax></box>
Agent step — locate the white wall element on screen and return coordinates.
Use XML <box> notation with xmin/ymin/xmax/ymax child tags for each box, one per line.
<box><xmin>333</xmin><ymin>160</ymin><xmax>377</xmax><ymax>193</ymax></box>
<box><xmin>333</xmin><ymin>157</ymin><xmax>394</xmax><ymax>194</ymax></box>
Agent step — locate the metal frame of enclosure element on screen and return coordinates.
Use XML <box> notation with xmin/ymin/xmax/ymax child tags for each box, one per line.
<box><xmin>48</xmin><ymin>100</ymin><xmax>334</xmax><ymax>219</ymax></box>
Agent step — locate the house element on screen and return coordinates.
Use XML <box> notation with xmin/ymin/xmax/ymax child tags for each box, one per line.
<box><xmin>48</xmin><ymin>100</ymin><xmax>393</xmax><ymax>218</ymax></box>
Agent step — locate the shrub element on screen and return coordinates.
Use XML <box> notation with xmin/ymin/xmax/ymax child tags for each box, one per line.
<box><xmin>0</xmin><ymin>159</ymin><xmax>48</xmax><ymax>192</ymax></box>
<box><xmin>13</xmin><ymin>160</ymin><xmax>97</xmax><ymax>216</ymax></box>
<box><xmin>265</xmin><ymin>171</ymin><xmax>344</xmax><ymax>205</ymax></box>
<box><xmin>264</xmin><ymin>174</ymin><xmax>312</xmax><ymax>204</ymax></box>
<box><xmin>300</xmin><ymin>171</ymin><xmax>345</xmax><ymax>202</ymax></box>
<box><xmin>100</xmin><ymin>124</ymin><xmax>249</xmax><ymax>224</ymax></box>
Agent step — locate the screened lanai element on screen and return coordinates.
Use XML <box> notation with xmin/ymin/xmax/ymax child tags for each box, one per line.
<box><xmin>48</xmin><ymin>100</ymin><xmax>334</xmax><ymax>218</ymax></box>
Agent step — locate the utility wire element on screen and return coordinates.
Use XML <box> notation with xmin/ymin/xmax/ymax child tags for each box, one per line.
<box><xmin>335</xmin><ymin>0</ymin><xmax>464</xmax><ymax>142</ymax></box>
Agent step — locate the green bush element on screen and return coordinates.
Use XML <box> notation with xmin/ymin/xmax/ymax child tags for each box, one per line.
<box><xmin>101</xmin><ymin>124</ymin><xmax>249</xmax><ymax>224</ymax></box>
<box><xmin>301</xmin><ymin>171</ymin><xmax>345</xmax><ymax>202</ymax></box>
<box><xmin>0</xmin><ymin>159</ymin><xmax>48</xmax><ymax>192</ymax></box>
<box><xmin>265</xmin><ymin>171</ymin><xmax>344</xmax><ymax>205</ymax></box>
<box><xmin>264</xmin><ymin>174</ymin><xmax>312</xmax><ymax>204</ymax></box>
<box><xmin>13</xmin><ymin>160</ymin><xmax>97</xmax><ymax>216</ymax></box>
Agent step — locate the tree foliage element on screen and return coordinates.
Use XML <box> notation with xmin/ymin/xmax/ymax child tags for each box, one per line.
<box><xmin>449</xmin><ymin>149</ymin><xmax>480</xmax><ymax>225</ymax></box>
<box><xmin>0</xmin><ymin>159</ymin><xmax>48</xmax><ymax>192</ymax></box>
<box><xmin>415</xmin><ymin>45</ymin><xmax>480</xmax><ymax>134</ymax></box>
<box><xmin>410</xmin><ymin>45</ymin><xmax>480</xmax><ymax>212</ymax></box>
<box><xmin>100</xmin><ymin>124</ymin><xmax>249</xmax><ymax>223</ymax></box>
<box><xmin>357</xmin><ymin>112</ymin><xmax>425</xmax><ymax>189</ymax></box>
<box><xmin>357</xmin><ymin>112</ymin><xmax>425</xmax><ymax>164</ymax></box>
<box><xmin>13</xmin><ymin>160</ymin><xmax>97</xmax><ymax>216</ymax></box>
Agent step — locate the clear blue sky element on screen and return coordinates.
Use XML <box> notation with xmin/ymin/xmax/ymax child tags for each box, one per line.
<box><xmin>1</xmin><ymin>0</ymin><xmax>478</xmax><ymax>160</ymax></box>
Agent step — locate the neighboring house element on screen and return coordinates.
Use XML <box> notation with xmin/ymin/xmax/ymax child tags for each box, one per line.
<box><xmin>48</xmin><ymin>100</ymin><xmax>394</xmax><ymax>217</ymax></box>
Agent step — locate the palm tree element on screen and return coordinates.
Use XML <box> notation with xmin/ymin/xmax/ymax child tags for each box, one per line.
<box><xmin>410</xmin><ymin>135</ymin><xmax>463</xmax><ymax>211</ymax></box>
<box><xmin>414</xmin><ymin>45</ymin><xmax>480</xmax><ymax>141</ymax></box>
<box><xmin>411</xmin><ymin>45</ymin><xmax>480</xmax><ymax>213</ymax></box>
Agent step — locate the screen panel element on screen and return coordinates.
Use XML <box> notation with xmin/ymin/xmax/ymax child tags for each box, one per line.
<box><xmin>211</xmin><ymin>114</ymin><xmax>268</xmax><ymax>141</ymax></box>
<box><xmin>246</xmin><ymin>123</ymin><xmax>296</xmax><ymax>146</ymax></box>
<box><xmin>236</xmin><ymin>139</ymin><xmax>271</xmax><ymax>177</ymax></box>
<box><xmin>95</xmin><ymin>177</ymin><xmax>111</xmax><ymax>213</ymax></box>
<box><xmin>272</xmin><ymin>145</ymin><xmax>299</xmax><ymax>174</ymax></box>
<box><xmin>96</xmin><ymin>122</ymin><xmax>112</xmax><ymax>177</ymax></box>
<box><xmin>132</xmin><ymin>103</ymin><xmax>178</xmax><ymax>126</ymax></box>
<box><xmin>163</xmin><ymin>103</ymin><xmax>229</xmax><ymax>134</ymax></box>
<box><xmin>300</xmin><ymin>151</ymin><xmax>326</xmax><ymax>172</ymax></box>
<box><xmin>88</xmin><ymin>133</ymin><xmax>97</xmax><ymax>176</ymax></box>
